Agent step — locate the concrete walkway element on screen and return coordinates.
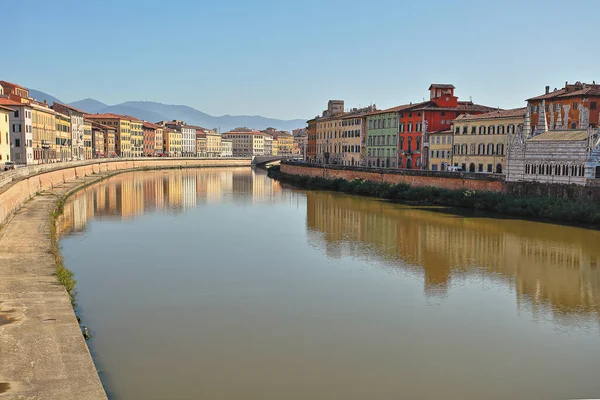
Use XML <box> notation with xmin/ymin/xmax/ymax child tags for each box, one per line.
<box><xmin>0</xmin><ymin>176</ymin><xmax>107</xmax><ymax>399</ymax></box>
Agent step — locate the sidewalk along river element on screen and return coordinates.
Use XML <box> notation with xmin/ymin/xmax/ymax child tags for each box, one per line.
<box><xmin>57</xmin><ymin>167</ymin><xmax>600</xmax><ymax>400</ymax></box>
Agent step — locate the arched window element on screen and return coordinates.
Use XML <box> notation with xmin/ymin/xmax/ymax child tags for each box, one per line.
<box><xmin>497</xmin><ymin>143</ymin><xmax>504</xmax><ymax>155</ymax></box>
<box><xmin>488</xmin><ymin>126</ymin><xmax>495</xmax><ymax>135</ymax></box>
<box><xmin>488</xmin><ymin>143</ymin><xmax>494</xmax><ymax>154</ymax></box>
<box><xmin>469</xmin><ymin>163</ymin><xmax>475</xmax><ymax>172</ymax></box>
<box><xmin>470</xmin><ymin>144</ymin><xmax>475</xmax><ymax>154</ymax></box>
<box><xmin>479</xmin><ymin>126</ymin><xmax>485</xmax><ymax>135</ymax></box>
<box><xmin>496</xmin><ymin>163</ymin><xmax>502</xmax><ymax>174</ymax></box>
<box><xmin>462</xmin><ymin>144</ymin><xmax>467</xmax><ymax>154</ymax></box>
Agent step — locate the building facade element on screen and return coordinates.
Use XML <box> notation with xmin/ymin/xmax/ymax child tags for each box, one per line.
<box><xmin>84</xmin><ymin>113</ymin><xmax>132</xmax><ymax>157</ymax></box>
<box><xmin>366</xmin><ymin>109</ymin><xmax>398</xmax><ymax>168</ymax></box>
<box><xmin>307</xmin><ymin>118</ymin><xmax>317</xmax><ymax>162</ymax></box>
<box><xmin>31</xmin><ymin>102</ymin><xmax>58</xmax><ymax>163</ymax></box>
<box><xmin>221</xmin><ymin>139</ymin><xmax>233</xmax><ymax>157</ymax></box>
<box><xmin>222</xmin><ymin>130</ymin><xmax>265</xmax><ymax>156</ymax></box>
<box><xmin>162</xmin><ymin>120</ymin><xmax>195</xmax><ymax>157</ymax></box>
<box><xmin>264</xmin><ymin>134</ymin><xmax>273</xmax><ymax>155</ymax></box>
<box><xmin>506</xmin><ymin>129</ymin><xmax>600</xmax><ymax>185</ymax></box>
<box><xmin>51</xmin><ymin>103</ymin><xmax>85</xmax><ymax>160</ymax></box>
<box><xmin>55</xmin><ymin>111</ymin><xmax>72</xmax><ymax>162</ymax></box>
<box><xmin>452</xmin><ymin>108</ymin><xmax>525</xmax><ymax>173</ymax></box>
<box><xmin>163</xmin><ymin>127</ymin><xmax>182</xmax><ymax>156</ymax></box>
<box><xmin>527</xmin><ymin>82</ymin><xmax>600</xmax><ymax>133</ymax></box>
<box><xmin>130</xmin><ymin>119</ymin><xmax>143</xmax><ymax>158</ymax></box>
<box><xmin>83</xmin><ymin>120</ymin><xmax>92</xmax><ymax>159</ymax></box>
<box><xmin>428</xmin><ymin>130</ymin><xmax>453</xmax><ymax>171</ymax></box>
<box><xmin>89</xmin><ymin>121</ymin><xmax>107</xmax><ymax>158</ymax></box>
<box><xmin>143</xmin><ymin>122</ymin><xmax>158</xmax><ymax>156</ymax></box>
<box><xmin>0</xmin><ymin>100</ymin><xmax>34</xmax><ymax>164</ymax></box>
<box><xmin>0</xmin><ymin>81</ymin><xmax>29</xmax><ymax>102</ymax></box>
<box><xmin>0</xmin><ymin>105</ymin><xmax>11</xmax><ymax>164</ymax></box>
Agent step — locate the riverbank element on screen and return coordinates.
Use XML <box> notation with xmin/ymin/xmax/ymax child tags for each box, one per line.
<box><xmin>268</xmin><ymin>165</ymin><xmax>600</xmax><ymax>227</ymax></box>
<box><xmin>0</xmin><ymin>174</ymin><xmax>109</xmax><ymax>400</ymax></box>
<box><xmin>0</xmin><ymin>160</ymin><xmax>252</xmax><ymax>399</ymax></box>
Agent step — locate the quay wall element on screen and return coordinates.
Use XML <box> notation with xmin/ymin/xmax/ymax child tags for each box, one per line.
<box><xmin>0</xmin><ymin>158</ymin><xmax>251</xmax><ymax>226</ymax></box>
<box><xmin>280</xmin><ymin>163</ymin><xmax>505</xmax><ymax>193</ymax></box>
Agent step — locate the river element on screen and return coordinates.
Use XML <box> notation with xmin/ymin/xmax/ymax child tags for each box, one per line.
<box><xmin>58</xmin><ymin>167</ymin><xmax>600</xmax><ymax>400</ymax></box>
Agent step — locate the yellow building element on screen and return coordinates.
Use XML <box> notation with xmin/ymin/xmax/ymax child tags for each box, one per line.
<box><xmin>130</xmin><ymin>118</ymin><xmax>143</xmax><ymax>157</ymax></box>
<box><xmin>55</xmin><ymin>111</ymin><xmax>72</xmax><ymax>162</ymax></box>
<box><xmin>452</xmin><ymin>108</ymin><xmax>525</xmax><ymax>174</ymax></box>
<box><xmin>83</xmin><ymin>120</ymin><xmax>92</xmax><ymax>159</ymax></box>
<box><xmin>31</xmin><ymin>102</ymin><xmax>58</xmax><ymax>163</ymax></box>
<box><xmin>84</xmin><ymin>113</ymin><xmax>131</xmax><ymax>157</ymax></box>
<box><xmin>155</xmin><ymin>126</ymin><xmax>163</xmax><ymax>155</ymax></box>
<box><xmin>428</xmin><ymin>130</ymin><xmax>453</xmax><ymax>171</ymax></box>
<box><xmin>196</xmin><ymin>137</ymin><xmax>207</xmax><ymax>157</ymax></box>
<box><xmin>206</xmin><ymin>131</ymin><xmax>221</xmax><ymax>157</ymax></box>
<box><xmin>163</xmin><ymin>128</ymin><xmax>182</xmax><ymax>156</ymax></box>
<box><xmin>0</xmin><ymin>105</ymin><xmax>11</xmax><ymax>164</ymax></box>
<box><xmin>272</xmin><ymin>138</ymin><xmax>278</xmax><ymax>155</ymax></box>
<box><xmin>272</xmin><ymin>132</ymin><xmax>294</xmax><ymax>155</ymax></box>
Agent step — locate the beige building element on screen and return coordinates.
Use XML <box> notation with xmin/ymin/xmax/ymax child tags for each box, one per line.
<box><xmin>271</xmin><ymin>131</ymin><xmax>294</xmax><ymax>155</ymax></box>
<box><xmin>55</xmin><ymin>111</ymin><xmax>72</xmax><ymax>162</ymax></box>
<box><xmin>222</xmin><ymin>130</ymin><xmax>265</xmax><ymax>156</ymax></box>
<box><xmin>264</xmin><ymin>134</ymin><xmax>273</xmax><ymax>155</ymax></box>
<box><xmin>163</xmin><ymin>127</ymin><xmax>182</xmax><ymax>157</ymax></box>
<box><xmin>453</xmin><ymin>108</ymin><xmax>526</xmax><ymax>173</ymax></box>
<box><xmin>272</xmin><ymin>138</ymin><xmax>279</xmax><ymax>155</ymax></box>
<box><xmin>31</xmin><ymin>101</ymin><xmax>58</xmax><ymax>163</ymax></box>
<box><xmin>83</xmin><ymin>120</ymin><xmax>92</xmax><ymax>159</ymax></box>
<box><xmin>85</xmin><ymin>113</ymin><xmax>132</xmax><ymax>157</ymax></box>
<box><xmin>428</xmin><ymin>130</ymin><xmax>453</xmax><ymax>171</ymax></box>
<box><xmin>196</xmin><ymin>137</ymin><xmax>207</xmax><ymax>157</ymax></box>
<box><xmin>0</xmin><ymin>105</ymin><xmax>11</xmax><ymax>165</ymax></box>
<box><xmin>130</xmin><ymin>119</ymin><xmax>143</xmax><ymax>158</ymax></box>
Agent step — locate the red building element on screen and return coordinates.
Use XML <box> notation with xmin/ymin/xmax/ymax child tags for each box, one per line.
<box><xmin>0</xmin><ymin>81</ymin><xmax>29</xmax><ymax>101</ymax></box>
<box><xmin>398</xmin><ymin>84</ymin><xmax>496</xmax><ymax>169</ymax></box>
<box><xmin>142</xmin><ymin>122</ymin><xmax>160</xmax><ymax>156</ymax></box>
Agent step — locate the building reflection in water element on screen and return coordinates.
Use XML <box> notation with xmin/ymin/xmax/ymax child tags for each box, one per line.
<box><xmin>305</xmin><ymin>191</ymin><xmax>600</xmax><ymax>326</ymax></box>
<box><xmin>57</xmin><ymin>167</ymin><xmax>283</xmax><ymax>234</ymax></box>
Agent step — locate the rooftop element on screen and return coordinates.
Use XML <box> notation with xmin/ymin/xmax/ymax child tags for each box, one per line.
<box><xmin>0</xmin><ymin>80</ymin><xmax>26</xmax><ymax>89</ymax></box>
<box><xmin>527</xmin><ymin>82</ymin><xmax>600</xmax><ymax>101</ymax></box>
<box><xmin>429</xmin><ymin>84</ymin><xmax>455</xmax><ymax>90</ymax></box>
<box><xmin>0</xmin><ymin>98</ymin><xmax>28</xmax><ymax>107</ymax></box>
<box><xmin>51</xmin><ymin>102</ymin><xmax>86</xmax><ymax>114</ymax></box>
<box><xmin>529</xmin><ymin>129</ymin><xmax>591</xmax><ymax>142</ymax></box>
<box><xmin>455</xmin><ymin>107</ymin><xmax>527</xmax><ymax>121</ymax></box>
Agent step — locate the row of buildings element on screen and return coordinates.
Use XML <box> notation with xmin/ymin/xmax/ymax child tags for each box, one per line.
<box><xmin>0</xmin><ymin>80</ymin><xmax>307</xmax><ymax>166</ymax></box>
<box><xmin>306</xmin><ymin>82</ymin><xmax>600</xmax><ymax>184</ymax></box>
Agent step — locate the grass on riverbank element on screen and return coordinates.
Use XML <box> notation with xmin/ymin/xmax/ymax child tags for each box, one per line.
<box><xmin>49</xmin><ymin>195</ymin><xmax>77</xmax><ymax>305</ymax></box>
<box><xmin>267</xmin><ymin>165</ymin><xmax>600</xmax><ymax>226</ymax></box>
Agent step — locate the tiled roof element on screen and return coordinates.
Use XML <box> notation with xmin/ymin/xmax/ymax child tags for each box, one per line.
<box><xmin>454</xmin><ymin>107</ymin><xmax>526</xmax><ymax>121</ymax></box>
<box><xmin>527</xmin><ymin>83</ymin><xmax>600</xmax><ymax>101</ymax></box>
<box><xmin>143</xmin><ymin>121</ymin><xmax>161</xmax><ymax>129</ymax></box>
<box><xmin>89</xmin><ymin>121</ymin><xmax>116</xmax><ymax>131</ymax></box>
<box><xmin>414</xmin><ymin>102</ymin><xmax>497</xmax><ymax>113</ymax></box>
<box><xmin>51</xmin><ymin>102</ymin><xmax>86</xmax><ymax>114</ymax></box>
<box><xmin>0</xmin><ymin>105</ymin><xmax>15</xmax><ymax>112</ymax></box>
<box><xmin>366</xmin><ymin>102</ymin><xmax>427</xmax><ymax>116</ymax></box>
<box><xmin>223</xmin><ymin>130</ymin><xmax>264</xmax><ymax>135</ymax></box>
<box><xmin>0</xmin><ymin>98</ymin><xmax>29</xmax><ymax>107</ymax></box>
<box><xmin>0</xmin><ymin>80</ymin><xmax>26</xmax><ymax>89</ymax></box>
<box><xmin>429</xmin><ymin>84</ymin><xmax>455</xmax><ymax>90</ymax></box>
<box><xmin>84</xmin><ymin>113</ymin><xmax>126</xmax><ymax>119</ymax></box>
<box><xmin>529</xmin><ymin>130</ymin><xmax>591</xmax><ymax>141</ymax></box>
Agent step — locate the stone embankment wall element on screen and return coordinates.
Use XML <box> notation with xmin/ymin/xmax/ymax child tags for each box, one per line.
<box><xmin>280</xmin><ymin>163</ymin><xmax>505</xmax><ymax>192</ymax></box>
<box><xmin>0</xmin><ymin>158</ymin><xmax>251</xmax><ymax>225</ymax></box>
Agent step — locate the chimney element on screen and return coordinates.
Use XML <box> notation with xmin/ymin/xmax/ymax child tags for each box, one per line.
<box><xmin>565</xmin><ymin>81</ymin><xmax>568</xmax><ymax>88</ymax></box>
<box><xmin>545</xmin><ymin>86</ymin><xmax>550</xmax><ymax>94</ymax></box>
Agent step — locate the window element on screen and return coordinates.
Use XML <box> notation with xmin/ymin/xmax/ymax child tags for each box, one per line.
<box><xmin>571</xmin><ymin>122</ymin><xmax>577</xmax><ymax>129</ymax></box>
<box><xmin>14</xmin><ymin>110</ymin><xmax>19</xmax><ymax>118</ymax></box>
<box><xmin>471</xmin><ymin>126</ymin><xmax>476</xmax><ymax>135</ymax></box>
<box><xmin>441</xmin><ymin>111</ymin><xmax>446</xmax><ymax>116</ymax></box>
<box><xmin>573</xmin><ymin>102</ymin><xmax>578</xmax><ymax>110</ymax></box>
<box><xmin>15</xmin><ymin>138</ymin><xmax>20</xmax><ymax>147</ymax></box>
<box><xmin>591</xmin><ymin>102</ymin><xmax>597</xmax><ymax>110</ymax></box>
<box><xmin>462</xmin><ymin>126</ymin><xmax>467</xmax><ymax>134</ymax></box>
<box><xmin>455</xmin><ymin>127</ymin><xmax>460</xmax><ymax>135</ymax></box>
<box><xmin>478</xmin><ymin>163</ymin><xmax>484</xmax><ymax>172</ymax></box>
<box><xmin>479</xmin><ymin>126</ymin><xmax>485</xmax><ymax>135</ymax></box>
<box><xmin>470</xmin><ymin>144</ymin><xmax>475</xmax><ymax>154</ymax></box>
<box><xmin>487</xmin><ymin>164</ymin><xmax>493</xmax><ymax>173</ymax></box>
<box><xmin>416</xmin><ymin>136</ymin><xmax>421</xmax><ymax>150</ymax></box>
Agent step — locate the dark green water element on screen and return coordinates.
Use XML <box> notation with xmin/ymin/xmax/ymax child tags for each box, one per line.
<box><xmin>59</xmin><ymin>167</ymin><xmax>600</xmax><ymax>400</ymax></box>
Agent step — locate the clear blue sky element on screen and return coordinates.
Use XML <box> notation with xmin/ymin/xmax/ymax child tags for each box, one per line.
<box><xmin>5</xmin><ymin>0</ymin><xmax>598</xmax><ymax>120</ymax></box>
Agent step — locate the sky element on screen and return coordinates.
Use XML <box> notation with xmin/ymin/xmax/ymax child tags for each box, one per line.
<box><xmin>4</xmin><ymin>0</ymin><xmax>599</xmax><ymax>120</ymax></box>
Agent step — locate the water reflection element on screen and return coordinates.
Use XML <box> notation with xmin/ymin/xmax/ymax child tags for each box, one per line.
<box><xmin>58</xmin><ymin>168</ymin><xmax>284</xmax><ymax>235</ymax></box>
<box><xmin>306</xmin><ymin>192</ymin><xmax>600</xmax><ymax>326</ymax></box>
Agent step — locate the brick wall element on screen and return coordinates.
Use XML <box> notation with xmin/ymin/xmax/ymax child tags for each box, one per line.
<box><xmin>280</xmin><ymin>163</ymin><xmax>505</xmax><ymax>192</ymax></box>
<box><xmin>0</xmin><ymin>158</ymin><xmax>251</xmax><ymax>226</ymax></box>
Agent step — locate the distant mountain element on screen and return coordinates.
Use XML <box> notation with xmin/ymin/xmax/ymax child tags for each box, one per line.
<box><xmin>69</xmin><ymin>98</ymin><xmax>107</xmax><ymax>114</ymax></box>
<box><xmin>66</xmin><ymin>99</ymin><xmax>306</xmax><ymax>132</ymax></box>
<box><xmin>27</xmin><ymin>89</ymin><xmax>62</xmax><ymax>105</ymax></box>
<box><xmin>25</xmin><ymin>87</ymin><xmax>307</xmax><ymax>131</ymax></box>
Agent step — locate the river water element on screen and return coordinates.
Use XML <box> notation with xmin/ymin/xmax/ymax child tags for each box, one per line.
<box><xmin>58</xmin><ymin>167</ymin><xmax>600</xmax><ymax>400</ymax></box>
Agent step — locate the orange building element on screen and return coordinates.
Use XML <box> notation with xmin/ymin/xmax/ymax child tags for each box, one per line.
<box><xmin>527</xmin><ymin>81</ymin><xmax>600</xmax><ymax>133</ymax></box>
<box><xmin>84</xmin><ymin>113</ymin><xmax>132</xmax><ymax>157</ymax></box>
<box><xmin>0</xmin><ymin>80</ymin><xmax>29</xmax><ymax>102</ymax></box>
